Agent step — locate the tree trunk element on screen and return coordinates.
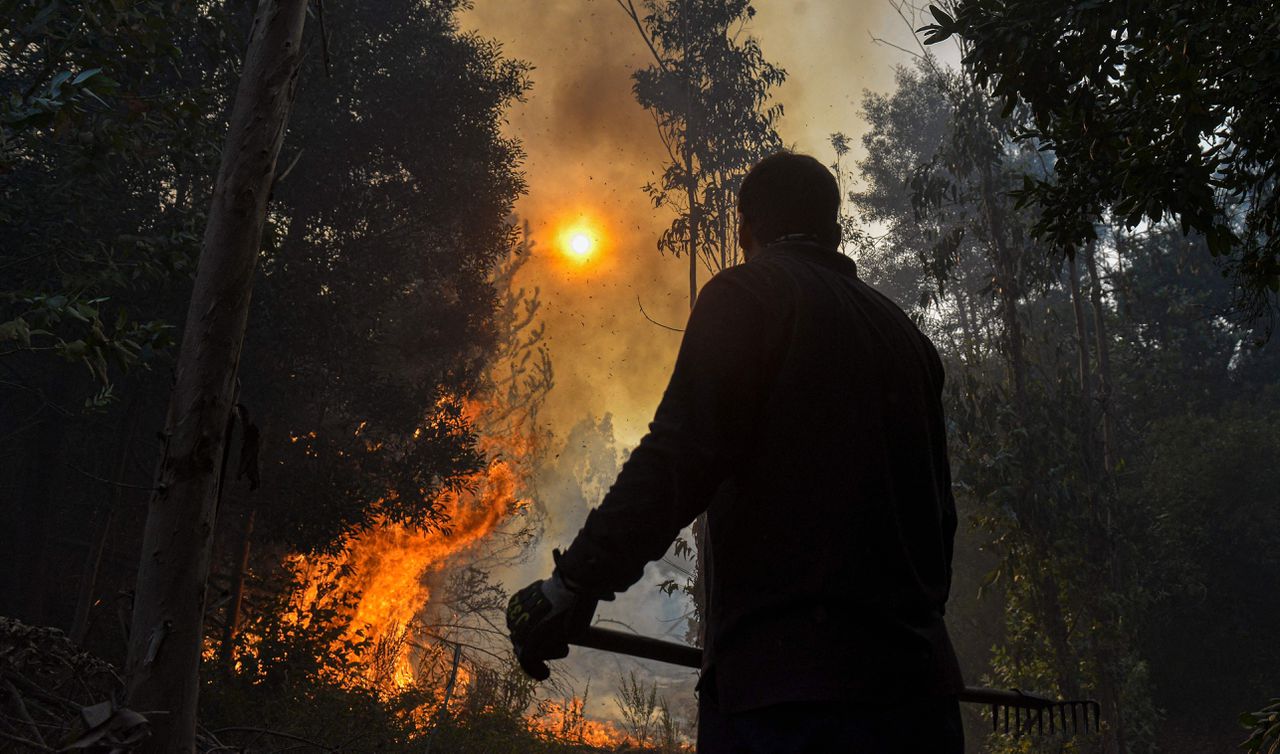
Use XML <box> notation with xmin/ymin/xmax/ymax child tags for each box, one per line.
<box><xmin>1085</xmin><ymin>244</ymin><xmax>1126</xmax><ymax>754</ymax></box>
<box><xmin>1068</xmin><ymin>252</ymin><xmax>1095</xmax><ymax>472</ymax></box>
<box><xmin>685</xmin><ymin>152</ymin><xmax>699</xmax><ymax>310</ymax></box>
<box><xmin>1085</xmin><ymin>244</ymin><xmax>1115</xmax><ymax>474</ymax></box>
<box><xmin>124</xmin><ymin>3</ymin><xmax>307</xmax><ymax>750</ymax></box>
<box><xmin>978</xmin><ymin>164</ymin><xmax>1083</xmax><ymax>697</ymax></box>
<box><xmin>218</xmin><ymin>504</ymin><xmax>255</xmax><ymax>671</ymax></box>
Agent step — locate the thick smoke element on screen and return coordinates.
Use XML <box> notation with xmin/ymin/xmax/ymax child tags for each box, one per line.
<box><xmin>491</xmin><ymin>415</ymin><xmax>700</xmax><ymax>726</ymax></box>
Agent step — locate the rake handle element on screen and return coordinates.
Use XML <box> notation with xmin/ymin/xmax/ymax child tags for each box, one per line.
<box><xmin>571</xmin><ymin>626</ymin><xmax>1075</xmax><ymax>711</ymax></box>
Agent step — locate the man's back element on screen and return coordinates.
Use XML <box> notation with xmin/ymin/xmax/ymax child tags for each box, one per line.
<box><xmin>699</xmin><ymin>242</ymin><xmax>963</xmax><ymax>712</ymax></box>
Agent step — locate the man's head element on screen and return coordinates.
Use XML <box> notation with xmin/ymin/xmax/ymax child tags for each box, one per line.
<box><xmin>737</xmin><ymin>151</ymin><xmax>841</xmax><ymax>258</ymax></box>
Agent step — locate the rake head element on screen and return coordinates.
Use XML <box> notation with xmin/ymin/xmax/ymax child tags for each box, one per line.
<box><xmin>969</xmin><ymin>689</ymin><xmax>1101</xmax><ymax>738</ymax></box>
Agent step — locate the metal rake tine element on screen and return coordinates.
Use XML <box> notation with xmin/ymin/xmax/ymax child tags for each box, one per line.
<box><xmin>1003</xmin><ymin>703</ymin><xmax>1010</xmax><ymax>734</ymax></box>
<box><xmin>1037</xmin><ymin>706</ymin><xmax>1045</xmax><ymax>735</ymax></box>
<box><xmin>1057</xmin><ymin>702</ymin><xmax>1066</xmax><ymax>734</ymax></box>
<box><xmin>1090</xmin><ymin>701</ymin><xmax>1102</xmax><ymax>732</ymax></box>
<box><xmin>990</xmin><ymin>704</ymin><xmax>997</xmax><ymax>734</ymax></box>
<box><xmin>1071</xmin><ymin>701</ymin><xmax>1078</xmax><ymax>732</ymax></box>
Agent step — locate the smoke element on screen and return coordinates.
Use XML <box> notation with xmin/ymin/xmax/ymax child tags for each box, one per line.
<box><xmin>459</xmin><ymin>0</ymin><xmax>925</xmax><ymax>444</ymax></box>
<box><xmin>489</xmin><ymin>414</ymin><xmax>700</xmax><ymax>724</ymax></box>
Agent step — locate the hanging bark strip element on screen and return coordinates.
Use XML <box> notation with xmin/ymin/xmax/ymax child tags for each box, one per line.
<box><xmin>124</xmin><ymin>2</ymin><xmax>308</xmax><ymax>751</ymax></box>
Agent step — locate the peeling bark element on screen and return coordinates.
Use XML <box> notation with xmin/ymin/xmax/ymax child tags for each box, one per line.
<box><xmin>123</xmin><ymin>2</ymin><xmax>308</xmax><ymax>751</ymax></box>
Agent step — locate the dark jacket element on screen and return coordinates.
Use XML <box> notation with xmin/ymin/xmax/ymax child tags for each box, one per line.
<box><xmin>557</xmin><ymin>242</ymin><xmax>964</xmax><ymax>712</ymax></box>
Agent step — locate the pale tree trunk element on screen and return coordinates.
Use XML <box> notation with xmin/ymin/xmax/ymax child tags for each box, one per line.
<box><xmin>1086</xmin><ymin>242</ymin><xmax>1126</xmax><ymax>754</ymax></box>
<box><xmin>1068</xmin><ymin>252</ymin><xmax>1095</xmax><ymax>471</ymax></box>
<box><xmin>1085</xmin><ymin>244</ymin><xmax>1115</xmax><ymax>473</ymax></box>
<box><xmin>124</xmin><ymin>2</ymin><xmax>307</xmax><ymax>750</ymax></box>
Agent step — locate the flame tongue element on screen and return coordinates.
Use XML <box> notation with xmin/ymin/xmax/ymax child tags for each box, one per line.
<box><xmin>288</xmin><ymin>398</ymin><xmax>527</xmax><ymax>687</ymax></box>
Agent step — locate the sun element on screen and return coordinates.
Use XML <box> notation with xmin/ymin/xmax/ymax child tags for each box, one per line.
<box><xmin>570</xmin><ymin>232</ymin><xmax>592</xmax><ymax>257</ymax></box>
<box><xmin>561</xmin><ymin>226</ymin><xmax>598</xmax><ymax>263</ymax></box>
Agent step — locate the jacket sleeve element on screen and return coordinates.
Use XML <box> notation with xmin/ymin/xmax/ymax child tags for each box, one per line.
<box><xmin>555</xmin><ymin>269</ymin><xmax>786</xmax><ymax>597</ymax></box>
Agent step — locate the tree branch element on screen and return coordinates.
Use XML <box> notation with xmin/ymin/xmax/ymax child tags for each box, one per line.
<box><xmin>614</xmin><ymin>0</ymin><xmax>670</xmax><ymax>73</ymax></box>
<box><xmin>636</xmin><ymin>297</ymin><xmax>684</xmax><ymax>332</ymax></box>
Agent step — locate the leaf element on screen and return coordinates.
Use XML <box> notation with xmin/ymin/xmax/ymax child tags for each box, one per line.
<box><xmin>71</xmin><ymin>68</ymin><xmax>102</xmax><ymax>85</ymax></box>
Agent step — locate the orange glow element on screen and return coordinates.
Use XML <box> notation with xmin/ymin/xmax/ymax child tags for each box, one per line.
<box><xmin>527</xmin><ymin>698</ymin><xmax>631</xmax><ymax>748</ymax></box>
<box><xmin>556</xmin><ymin>216</ymin><xmax>603</xmax><ymax>264</ymax></box>
<box><xmin>260</xmin><ymin>395</ymin><xmax>670</xmax><ymax>745</ymax></box>
<box><xmin>283</xmin><ymin>397</ymin><xmax>534</xmax><ymax>690</ymax></box>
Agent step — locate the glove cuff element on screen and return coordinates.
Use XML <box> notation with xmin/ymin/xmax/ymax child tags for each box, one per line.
<box><xmin>552</xmin><ymin>549</ymin><xmax>617</xmax><ymax>601</ymax></box>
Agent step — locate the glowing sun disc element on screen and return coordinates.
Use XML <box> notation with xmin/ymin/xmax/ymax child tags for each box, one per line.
<box><xmin>568</xmin><ymin>232</ymin><xmax>593</xmax><ymax>258</ymax></box>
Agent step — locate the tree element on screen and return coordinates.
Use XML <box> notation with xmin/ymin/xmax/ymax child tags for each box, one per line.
<box><xmin>921</xmin><ymin>0</ymin><xmax>1280</xmax><ymax>323</ymax></box>
<box><xmin>124</xmin><ymin>2</ymin><xmax>308</xmax><ymax>750</ymax></box>
<box><xmin>231</xmin><ymin>0</ymin><xmax>531</xmax><ymax>554</ymax></box>
<box><xmin>853</xmin><ymin>53</ymin><xmax>1164</xmax><ymax>753</ymax></box>
<box><xmin>0</xmin><ymin>2</ymin><xmax>238</xmax><ymax>624</ymax></box>
<box><xmin>210</xmin><ymin>0</ymin><xmax>533</xmax><ymax>678</ymax></box>
<box><xmin>617</xmin><ymin>0</ymin><xmax>784</xmax><ymax>308</ymax></box>
<box><xmin>0</xmin><ymin>1</ymin><xmax>238</xmax><ymax>404</ymax></box>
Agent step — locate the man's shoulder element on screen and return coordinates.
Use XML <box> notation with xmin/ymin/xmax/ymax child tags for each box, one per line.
<box><xmin>702</xmin><ymin>258</ymin><xmax>794</xmax><ymax>307</ymax></box>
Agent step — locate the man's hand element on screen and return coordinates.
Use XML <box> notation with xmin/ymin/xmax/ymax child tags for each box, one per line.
<box><xmin>506</xmin><ymin>569</ymin><xmax>596</xmax><ymax>681</ymax></box>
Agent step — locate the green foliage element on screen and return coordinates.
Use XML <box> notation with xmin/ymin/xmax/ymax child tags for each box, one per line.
<box><xmin>1</xmin><ymin>0</ymin><xmax>237</xmax><ymax>404</ymax></box>
<box><xmin>922</xmin><ymin>0</ymin><xmax>1280</xmax><ymax>320</ymax></box>
<box><xmin>626</xmin><ymin>0</ymin><xmax>785</xmax><ymax>274</ymax></box>
<box><xmin>1241</xmin><ymin>699</ymin><xmax>1280</xmax><ymax>754</ymax></box>
<box><xmin>1134</xmin><ymin>394</ymin><xmax>1280</xmax><ymax>730</ymax></box>
<box><xmin>236</xmin><ymin>0</ymin><xmax>534</xmax><ymax>552</ymax></box>
<box><xmin>847</xmin><ymin>46</ymin><xmax>1264</xmax><ymax>752</ymax></box>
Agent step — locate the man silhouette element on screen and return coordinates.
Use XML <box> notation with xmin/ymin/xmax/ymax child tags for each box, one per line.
<box><xmin>507</xmin><ymin>152</ymin><xmax>965</xmax><ymax>753</ymax></box>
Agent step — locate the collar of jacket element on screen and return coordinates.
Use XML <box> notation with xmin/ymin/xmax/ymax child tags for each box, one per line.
<box><xmin>754</xmin><ymin>240</ymin><xmax>859</xmax><ymax>279</ymax></box>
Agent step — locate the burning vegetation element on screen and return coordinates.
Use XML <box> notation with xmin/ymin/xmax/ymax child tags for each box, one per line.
<box><xmin>5</xmin><ymin>0</ymin><xmax>1280</xmax><ymax>751</ymax></box>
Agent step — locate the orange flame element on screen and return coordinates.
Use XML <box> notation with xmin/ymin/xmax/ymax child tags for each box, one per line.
<box><xmin>526</xmin><ymin>698</ymin><xmax>631</xmax><ymax>749</ymax></box>
<box><xmin>286</xmin><ymin>398</ymin><xmax>532</xmax><ymax>688</ymax></box>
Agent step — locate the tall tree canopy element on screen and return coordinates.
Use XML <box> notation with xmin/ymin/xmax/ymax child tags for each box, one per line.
<box><xmin>0</xmin><ymin>1</ymin><xmax>237</xmax><ymax>405</ymax></box>
<box><xmin>240</xmin><ymin>0</ymin><xmax>532</xmax><ymax>552</ymax></box>
<box><xmin>922</xmin><ymin>0</ymin><xmax>1280</xmax><ymax>322</ymax></box>
<box><xmin>851</xmin><ymin>52</ymin><xmax>1280</xmax><ymax>753</ymax></box>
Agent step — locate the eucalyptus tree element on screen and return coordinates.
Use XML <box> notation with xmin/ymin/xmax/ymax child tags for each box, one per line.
<box><xmin>617</xmin><ymin>0</ymin><xmax>784</xmax><ymax>308</ymax></box>
<box><xmin>853</xmin><ymin>55</ymin><xmax>1169</xmax><ymax>752</ymax></box>
<box><xmin>922</xmin><ymin>0</ymin><xmax>1280</xmax><ymax>323</ymax></box>
<box><xmin>124</xmin><ymin>2</ymin><xmax>310</xmax><ymax>750</ymax></box>
<box><xmin>614</xmin><ymin>0</ymin><xmax>783</xmax><ymax>637</ymax></box>
<box><xmin>235</xmin><ymin>0</ymin><xmax>532</xmax><ymax>556</ymax></box>
<box><xmin>209</xmin><ymin>0</ymin><xmax>534</xmax><ymax>693</ymax></box>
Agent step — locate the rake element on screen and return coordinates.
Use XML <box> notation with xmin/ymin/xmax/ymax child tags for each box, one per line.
<box><xmin>571</xmin><ymin>625</ymin><xmax>1101</xmax><ymax>738</ymax></box>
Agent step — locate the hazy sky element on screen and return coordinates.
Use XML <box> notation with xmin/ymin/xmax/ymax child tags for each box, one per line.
<box><xmin>461</xmin><ymin>0</ymin><xmax>938</xmax><ymax>446</ymax></box>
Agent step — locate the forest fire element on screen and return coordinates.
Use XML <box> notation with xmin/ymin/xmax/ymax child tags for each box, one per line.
<box><xmin>273</xmin><ymin>398</ymin><xmax>655</xmax><ymax>748</ymax></box>
<box><xmin>285</xmin><ymin>398</ymin><xmax>530</xmax><ymax>688</ymax></box>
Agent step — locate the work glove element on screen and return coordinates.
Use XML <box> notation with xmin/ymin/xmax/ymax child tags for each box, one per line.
<box><xmin>506</xmin><ymin>558</ymin><xmax>597</xmax><ymax>681</ymax></box>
